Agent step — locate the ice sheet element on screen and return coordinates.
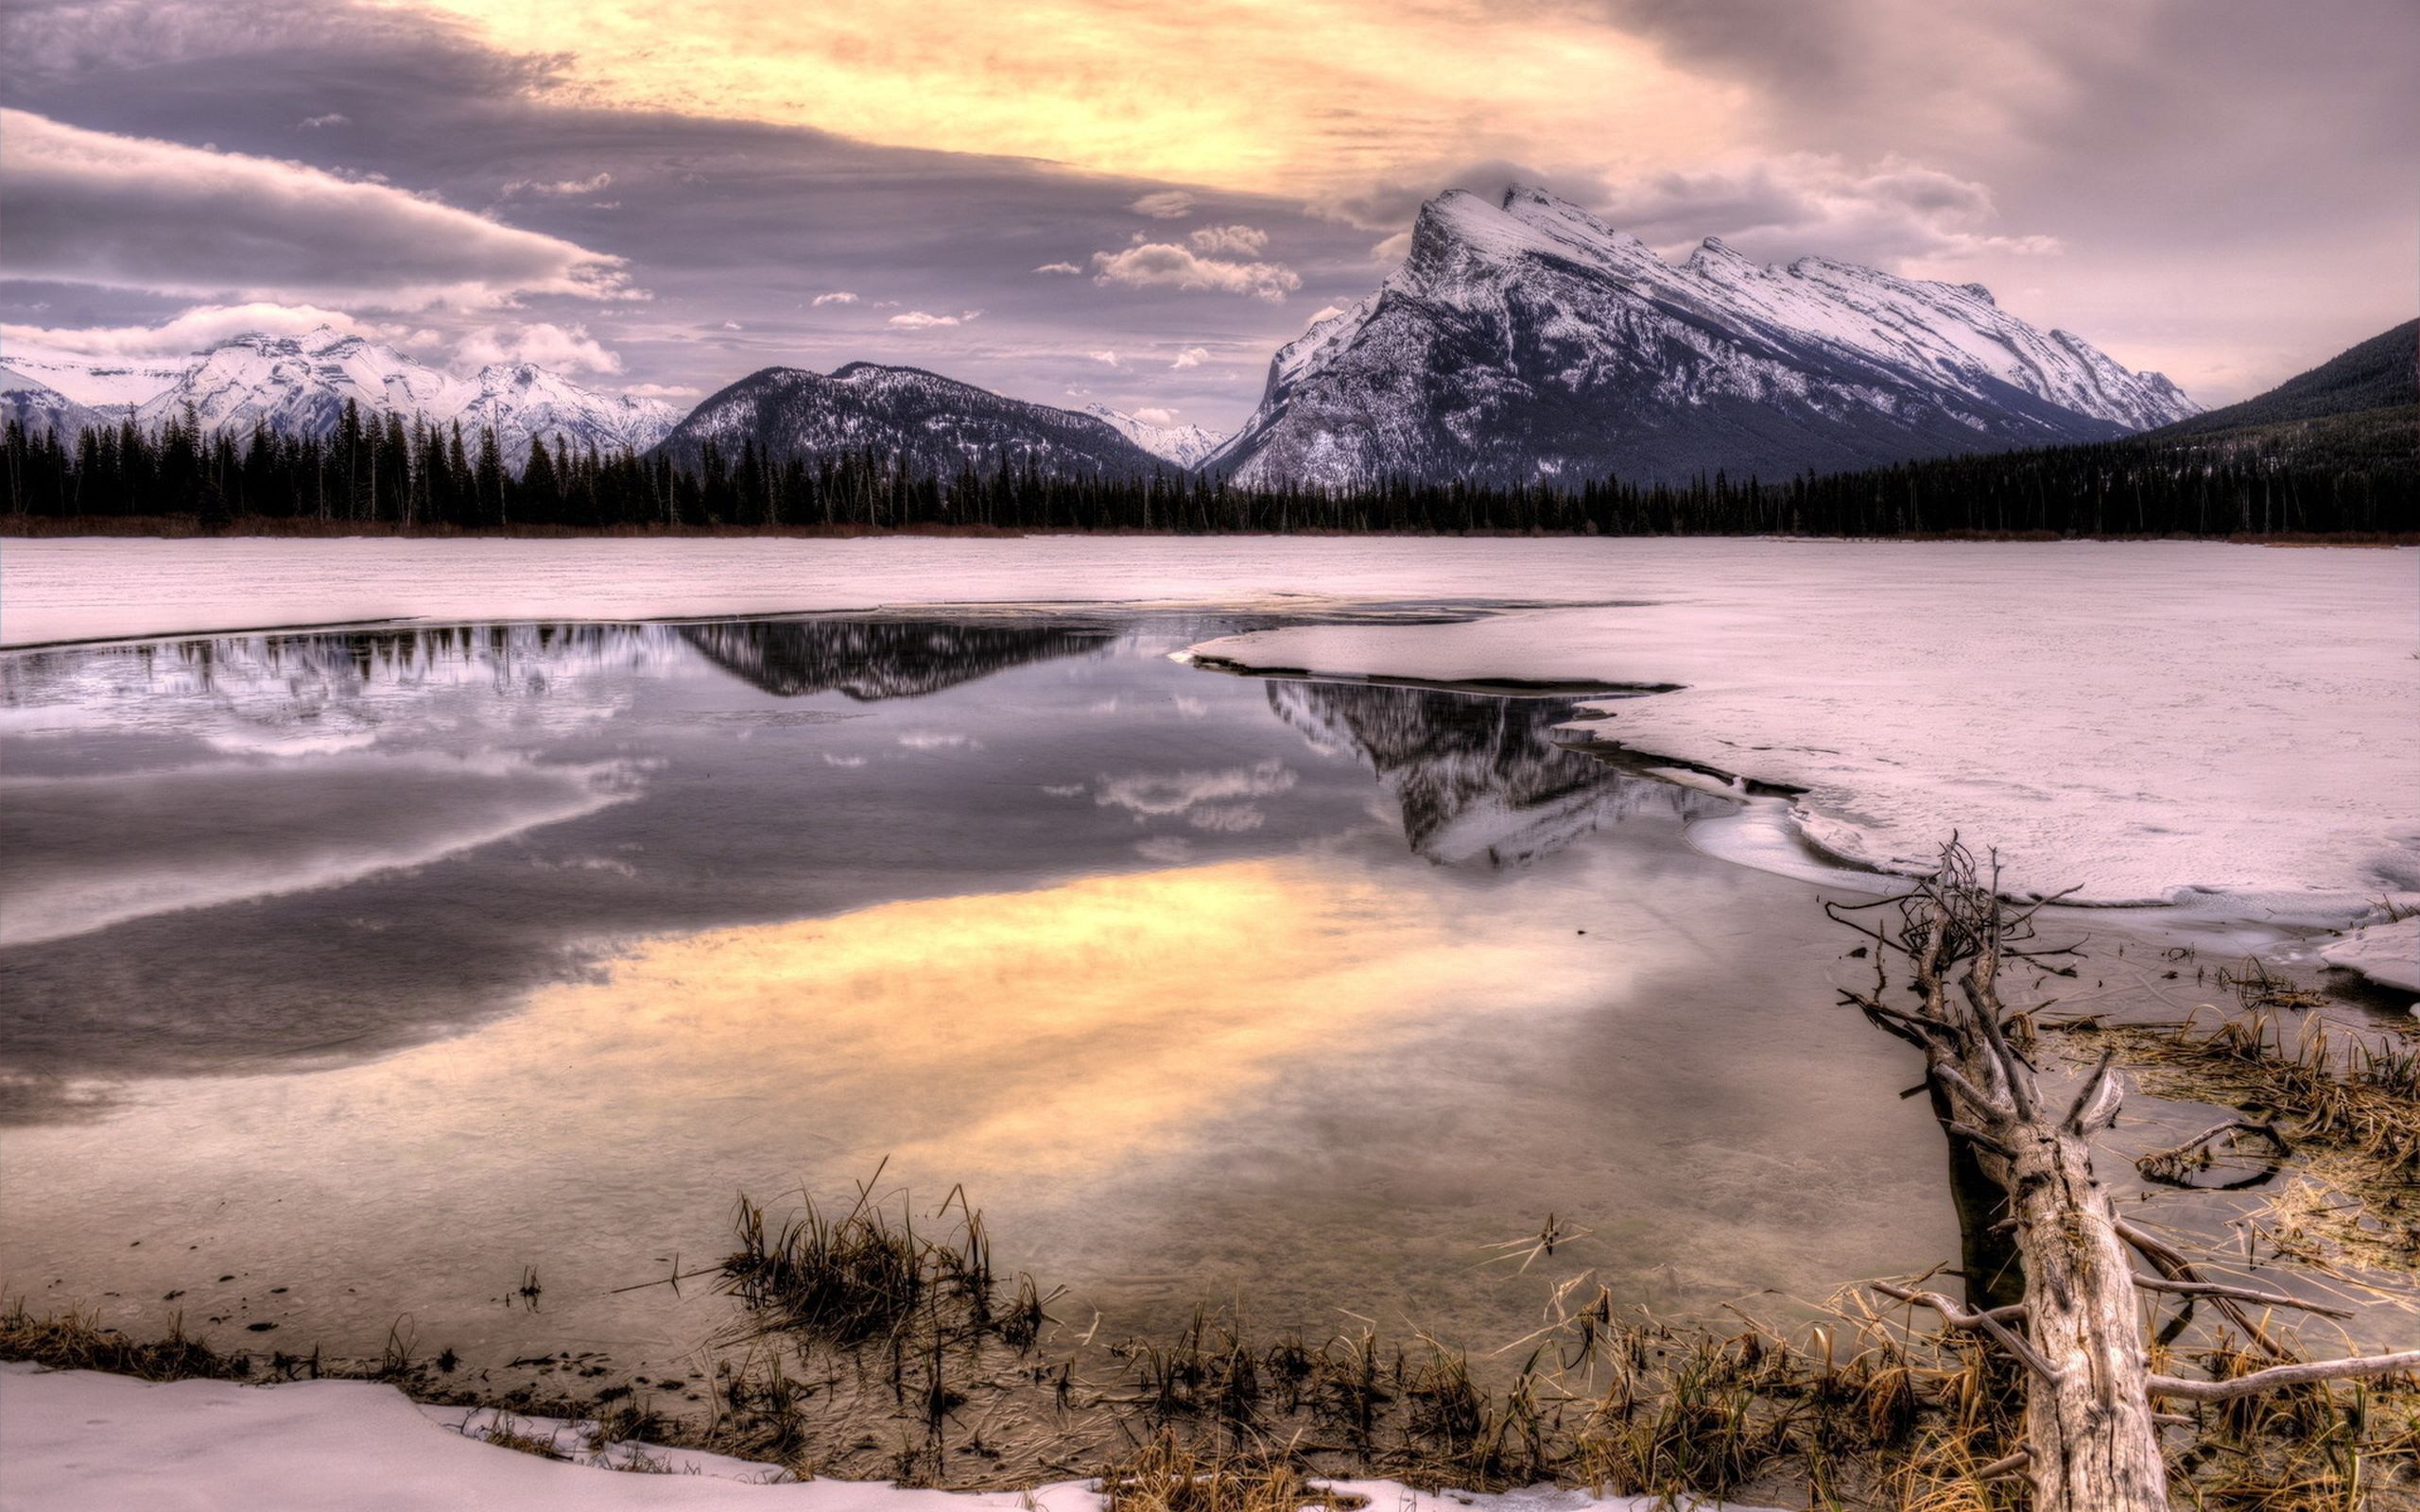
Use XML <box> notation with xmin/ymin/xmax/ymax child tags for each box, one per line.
<box><xmin>2319</xmin><ymin>916</ymin><xmax>2420</xmax><ymax>996</ymax></box>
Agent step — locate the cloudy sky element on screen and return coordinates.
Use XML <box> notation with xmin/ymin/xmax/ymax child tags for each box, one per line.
<box><xmin>2</xmin><ymin>0</ymin><xmax>2412</xmax><ymax>429</ymax></box>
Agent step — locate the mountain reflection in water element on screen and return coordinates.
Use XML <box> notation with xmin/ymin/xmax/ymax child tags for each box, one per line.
<box><xmin>1270</xmin><ymin>679</ymin><xmax>1728</xmax><ymax>868</ymax></box>
<box><xmin>0</xmin><ymin>610</ymin><xmax>1961</xmax><ymax>1366</ymax></box>
<box><xmin>680</xmin><ymin>620</ymin><xmax>1108</xmax><ymax>698</ymax></box>
<box><xmin>0</xmin><ymin>614</ymin><xmax>1699</xmax><ymax>1120</ymax></box>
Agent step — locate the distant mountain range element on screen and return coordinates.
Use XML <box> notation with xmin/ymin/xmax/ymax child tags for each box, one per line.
<box><xmin>26</xmin><ymin>193</ymin><xmax>2401</xmax><ymax>492</ymax></box>
<box><xmin>1080</xmin><ymin>404</ymin><xmax>1224</xmax><ymax>468</ymax></box>
<box><xmin>0</xmin><ymin>327</ymin><xmax>677</xmax><ymax>468</ymax></box>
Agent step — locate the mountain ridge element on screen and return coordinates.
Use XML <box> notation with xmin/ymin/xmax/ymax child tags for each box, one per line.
<box><xmin>2147</xmin><ymin>319</ymin><xmax>2416</xmax><ymax>438</ymax></box>
<box><xmin>1203</xmin><ymin>185</ymin><xmax>2196</xmax><ymax>487</ymax></box>
<box><xmin>0</xmin><ymin>327</ymin><xmax>678</xmax><ymax>468</ymax></box>
<box><xmin>1080</xmin><ymin>404</ymin><xmax>1224</xmax><ymax>468</ymax></box>
<box><xmin>651</xmin><ymin>363</ymin><xmax>1170</xmax><ymax>481</ymax></box>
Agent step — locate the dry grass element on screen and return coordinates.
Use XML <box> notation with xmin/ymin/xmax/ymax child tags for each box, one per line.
<box><xmin>15</xmin><ymin>1138</ymin><xmax>2420</xmax><ymax>1507</ymax></box>
<box><xmin>2054</xmin><ymin>999</ymin><xmax>2420</xmax><ymax>1271</ymax></box>
<box><xmin>1101</xmin><ymin>1434</ymin><xmax>1369</xmax><ymax>1512</ymax></box>
<box><xmin>479</xmin><ymin>1415</ymin><xmax>565</xmax><ymax>1459</ymax></box>
<box><xmin>0</xmin><ymin>1301</ymin><xmax>246</xmax><ymax>1382</ymax></box>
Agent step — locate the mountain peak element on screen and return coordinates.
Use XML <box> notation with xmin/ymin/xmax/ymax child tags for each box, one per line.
<box><xmin>1399</xmin><ymin>185</ymin><xmax>1657</xmax><ymax>301</ymax></box>
<box><xmin>1684</xmin><ymin>236</ymin><xmax>1759</xmax><ymax>276</ymax></box>
<box><xmin>1209</xmin><ymin>183</ymin><xmax>2202</xmax><ymax>487</ymax></box>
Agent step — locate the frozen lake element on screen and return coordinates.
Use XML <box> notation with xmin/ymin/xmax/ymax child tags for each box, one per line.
<box><xmin>8</xmin><ymin>536</ymin><xmax>2413</xmax><ymax>921</ymax></box>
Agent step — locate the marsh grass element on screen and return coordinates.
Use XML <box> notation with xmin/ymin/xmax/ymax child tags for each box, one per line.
<box><xmin>0</xmin><ymin>1301</ymin><xmax>246</xmax><ymax>1381</ymax></box>
<box><xmin>479</xmin><ymin>1414</ymin><xmax>565</xmax><ymax>1459</ymax></box>
<box><xmin>2053</xmin><ymin>1001</ymin><xmax>2420</xmax><ymax>1280</ymax></box>
<box><xmin>1100</xmin><ymin>1434</ymin><xmax>1370</xmax><ymax>1512</ymax></box>
<box><xmin>15</xmin><ymin>1138</ymin><xmax>2420</xmax><ymax>1507</ymax></box>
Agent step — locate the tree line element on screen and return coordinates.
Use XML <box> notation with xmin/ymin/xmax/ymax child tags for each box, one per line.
<box><xmin>4</xmin><ymin>399</ymin><xmax>2411</xmax><ymax>537</ymax></box>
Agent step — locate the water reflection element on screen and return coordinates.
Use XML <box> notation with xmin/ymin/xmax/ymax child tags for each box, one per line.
<box><xmin>1269</xmin><ymin>680</ymin><xmax>1729</xmax><ymax>868</ymax></box>
<box><xmin>0</xmin><ymin>611</ymin><xmax>1962</xmax><ymax>1366</ymax></box>
<box><xmin>0</xmin><ymin>616</ymin><xmax>1679</xmax><ymax>1120</ymax></box>
<box><xmin>680</xmin><ymin>620</ymin><xmax>1107</xmax><ymax>698</ymax></box>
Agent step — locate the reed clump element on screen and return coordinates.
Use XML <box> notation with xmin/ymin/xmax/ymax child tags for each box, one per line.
<box><xmin>719</xmin><ymin>1173</ymin><xmax>1045</xmax><ymax>1356</ymax></box>
<box><xmin>0</xmin><ymin>1301</ymin><xmax>245</xmax><ymax>1382</ymax></box>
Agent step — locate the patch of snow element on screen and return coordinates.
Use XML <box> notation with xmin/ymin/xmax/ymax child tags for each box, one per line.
<box><xmin>0</xmin><ymin>1365</ymin><xmax>1770</xmax><ymax>1511</ymax></box>
<box><xmin>2319</xmin><ymin>917</ymin><xmax>2420</xmax><ymax>997</ymax></box>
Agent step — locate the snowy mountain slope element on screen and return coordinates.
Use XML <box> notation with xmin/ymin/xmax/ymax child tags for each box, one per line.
<box><xmin>1080</xmin><ymin>404</ymin><xmax>1225</xmax><ymax>468</ymax></box>
<box><xmin>0</xmin><ymin>366</ymin><xmax>104</xmax><ymax>438</ymax></box>
<box><xmin>1206</xmin><ymin>186</ymin><xmax>2197</xmax><ymax>487</ymax></box>
<box><xmin>457</xmin><ymin>362</ymin><xmax>682</xmax><ymax>470</ymax></box>
<box><xmin>0</xmin><ymin>342</ymin><xmax>192</xmax><ymax>410</ymax></box>
<box><xmin>130</xmin><ymin>328</ymin><xmax>677</xmax><ymax>466</ymax></box>
<box><xmin>653</xmin><ymin>363</ymin><xmax>1168</xmax><ymax>480</ymax></box>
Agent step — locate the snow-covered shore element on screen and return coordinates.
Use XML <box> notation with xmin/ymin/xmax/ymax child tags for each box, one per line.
<box><xmin>4</xmin><ymin>536</ymin><xmax>2412</xmax><ymax>924</ymax></box>
<box><xmin>2321</xmin><ymin>916</ymin><xmax>2420</xmax><ymax>996</ymax></box>
<box><xmin>0</xmin><ymin>1365</ymin><xmax>1758</xmax><ymax>1512</ymax></box>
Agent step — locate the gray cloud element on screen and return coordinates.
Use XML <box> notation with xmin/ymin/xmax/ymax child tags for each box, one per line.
<box><xmin>3</xmin><ymin>0</ymin><xmax>2410</xmax><ymax>415</ymax></box>
<box><xmin>1128</xmin><ymin>190</ymin><xmax>1197</xmax><ymax>218</ymax></box>
<box><xmin>0</xmin><ymin>108</ymin><xmax>631</xmax><ymax>308</ymax></box>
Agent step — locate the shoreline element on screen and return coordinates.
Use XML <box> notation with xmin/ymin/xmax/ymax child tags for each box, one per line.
<box><xmin>6</xmin><ymin>512</ymin><xmax>2415</xmax><ymax>547</ymax></box>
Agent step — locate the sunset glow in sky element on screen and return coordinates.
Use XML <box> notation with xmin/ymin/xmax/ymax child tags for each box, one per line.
<box><xmin>3</xmin><ymin>0</ymin><xmax>2413</xmax><ymax>427</ymax></box>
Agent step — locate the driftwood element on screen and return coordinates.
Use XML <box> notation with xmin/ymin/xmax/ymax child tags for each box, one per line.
<box><xmin>1832</xmin><ymin>840</ymin><xmax>2417</xmax><ymax>1512</ymax></box>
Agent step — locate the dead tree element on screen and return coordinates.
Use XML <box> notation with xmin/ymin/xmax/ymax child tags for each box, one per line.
<box><xmin>1831</xmin><ymin>840</ymin><xmax>2419</xmax><ymax>1512</ymax></box>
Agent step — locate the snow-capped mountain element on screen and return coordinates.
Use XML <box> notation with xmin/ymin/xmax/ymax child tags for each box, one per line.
<box><xmin>653</xmin><ymin>363</ymin><xmax>1167</xmax><ymax>480</ymax></box>
<box><xmin>130</xmin><ymin>328</ymin><xmax>677</xmax><ymax>466</ymax></box>
<box><xmin>1206</xmin><ymin>185</ymin><xmax>2198</xmax><ymax>487</ymax></box>
<box><xmin>456</xmin><ymin>363</ymin><xmax>681</xmax><ymax>472</ymax></box>
<box><xmin>1079</xmin><ymin>404</ymin><xmax>1224</xmax><ymax>468</ymax></box>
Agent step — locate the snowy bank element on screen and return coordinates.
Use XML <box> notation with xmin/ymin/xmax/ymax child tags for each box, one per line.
<box><xmin>0</xmin><ymin>1365</ymin><xmax>1760</xmax><ymax>1512</ymax></box>
<box><xmin>2320</xmin><ymin>917</ymin><xmax>2420</xmax><ymax>997</ymax></box>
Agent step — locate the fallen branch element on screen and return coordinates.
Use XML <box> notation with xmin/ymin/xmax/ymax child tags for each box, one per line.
<box><xmin>2148</xmin><ymin>1351</ymin><xmax>2420</xmax><ymax>1402</ymax></box>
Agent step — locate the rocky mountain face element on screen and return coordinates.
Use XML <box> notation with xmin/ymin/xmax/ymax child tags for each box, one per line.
<box><xmin>652</xmin><ymin>363</ymin><xmax>1169</xmax><ymax>480</ymax></box>
<box><xmin>1080</xmin><ymin>404</ymin><xmax>1225</xmax><ymax>468</ymax></box>
<box><xmin>1205</xmin><ymin>186</ymin><xmax>2198</xmax><ymax>488</ymax></box>
<box><xmin>0</xmin><ymin>328</ymin><xmax>677</xmax><ymax>468</ymax></box>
